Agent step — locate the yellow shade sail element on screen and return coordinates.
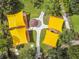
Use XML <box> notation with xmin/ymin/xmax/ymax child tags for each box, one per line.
<box><xmin>48</xmin><ymin>16</ymin><xmax>64</xmax><ymax>32</ymax></box>
<box><xmin>43</xmin><ymin>16</ymin><xmax>64</xmax><ymax>48</ymax></box>
<box><xmin>7</xmin><ymin>11</ymin><xmax>28</xmax><ymax>47</ymax></box>
<box><xmin>7</xmin><ymin>11</ymin><xmax>26</xmax><ymax>28</ymax></box>
<box><xmin>43</xmin><ymin>30</ymin><xmax>59</xmax><ymax>48</ymax></box>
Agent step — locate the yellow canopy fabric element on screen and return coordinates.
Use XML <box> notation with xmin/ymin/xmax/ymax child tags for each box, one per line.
<box><xmin>7</xmin><ymin>11</ymin><xmax>28</xmax><ymax>47</ymax></box>
<box><xmin>43</xmin><ymin>30</ymin><xmax>59</xmax><ymax>48</ymax></box>
<box><xmin>48</xmin><ymin>16</ymin><xmax>64</xmax><ymax>32</ymax></box>
<box><xmin>43</xmin><ymin>16</ymin><xmax>64</xmax><ymax>48</ymax></box>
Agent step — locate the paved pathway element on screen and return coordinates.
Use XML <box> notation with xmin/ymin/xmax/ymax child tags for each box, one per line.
<box><xmin>28</xmin><ymin>11</ymin><xmax>48</xmax><ymax>59</ymax></box>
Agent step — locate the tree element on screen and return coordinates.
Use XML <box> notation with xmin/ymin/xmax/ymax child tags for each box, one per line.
<box><xmin>69</xmin><ymin>0</ymin><xmax>79</xmax><ymax>14</ymax></box>
<box><xmin>31</xmin><ymin>0</ymin><xmax>44</xmax><ymax>8</ymax></box>
<box><xmin>0</xmin><ymin>0</ymin><xmax>24</xmax><ymax>14</ymax></box>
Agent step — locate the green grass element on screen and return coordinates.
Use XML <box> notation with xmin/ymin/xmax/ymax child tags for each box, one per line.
<box><xmin>20</xmin><ymin>0</ymin><xmax>42</xmax><ymax>18</ymax></box>
<box><xmin>71</xmin><ymin>15</ymin><xmax>79</xmax><ymax>32</ymax></box>
<box><xmin>20</xmin><ymin>0</ymin><xmax>53</xmax><ymax>19</ymax></box>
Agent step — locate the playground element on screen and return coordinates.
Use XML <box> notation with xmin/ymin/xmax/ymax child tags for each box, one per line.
<box><xmin>0</xmin><ymin>0</ymin><xmax>79</xmax><ymax>59</ymax></box>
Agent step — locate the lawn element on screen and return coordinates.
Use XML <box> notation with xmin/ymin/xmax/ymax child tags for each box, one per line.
<box><xmin>71</xmin><ymin>15</ymin><xmax>79</xmax><ymax>32</ymax></box>
<box><xmin>20</xmin><ymin>0</ymin><xmax>43</xmax><ymax>18</ymax></box>
<box><xmin>20</xmin><ymin>0</ymin><xmax>52</xmax><ymax>19</ymax></box>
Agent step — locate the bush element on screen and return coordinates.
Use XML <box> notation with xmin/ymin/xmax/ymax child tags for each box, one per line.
<box><xmin>19</xmin><ymin>43</ymin><xmax>36</xmax><ymax>59</ymax></box>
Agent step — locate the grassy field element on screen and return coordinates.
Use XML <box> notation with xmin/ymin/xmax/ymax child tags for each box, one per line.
<box><xmin>71</xmin><ymin>15</ymin><xmax>79</xmax><ymax>32</ymax></box>
<box><xmin>20</xmin><ymin>0</ymin><xmax>43</xmax><ymax>18</ymax></box>
<box><xmin>20</xmin><ymin>0</ymin><xmax>52</xmax><ymax>19</ymax></box>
